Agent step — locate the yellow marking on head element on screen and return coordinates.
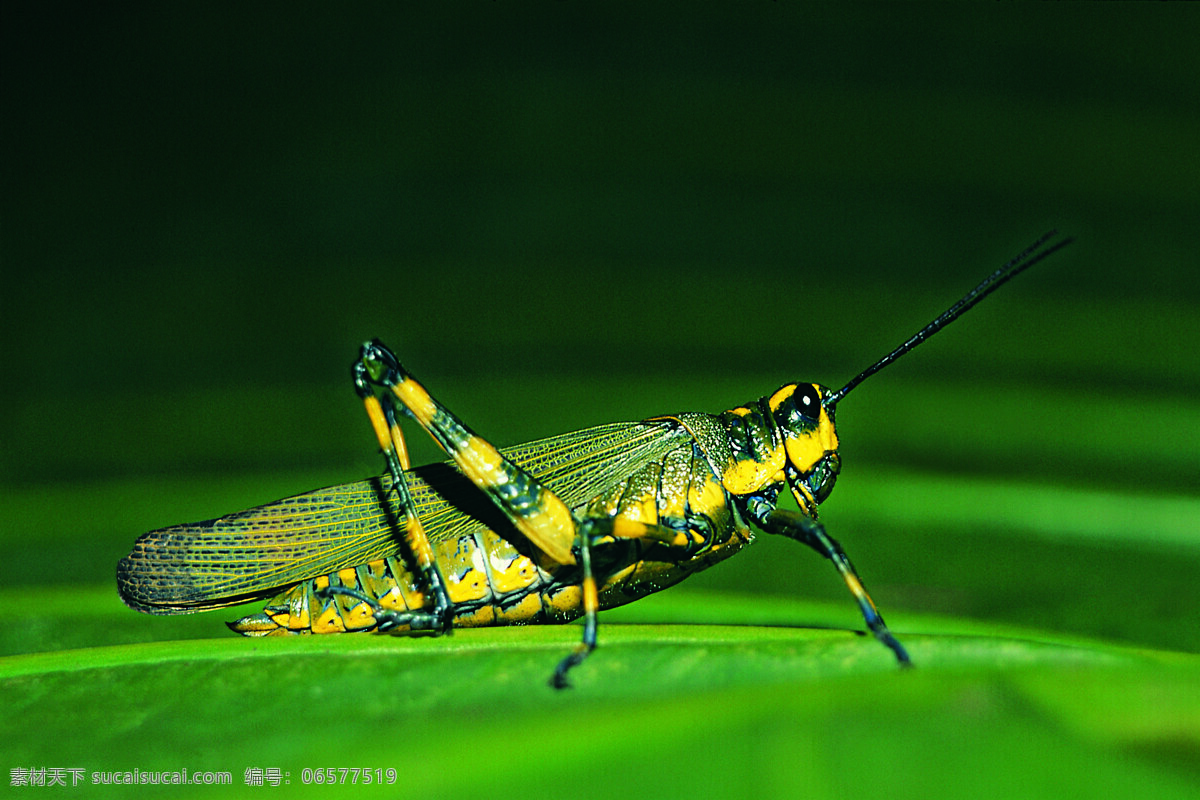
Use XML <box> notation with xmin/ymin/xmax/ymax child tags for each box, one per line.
<box><xmin>768</xmin><ymin>384</ymin><xmax>797</xmax><ymax>412</ymax></box>
<box><xmin>822</xmin><ymin>413</ymin><xmax>839</xmax><ymax>453</ymax></box>
<box><xmin>722</xmin><ymin>444</ymin><xmax>787</xmax><ymax>495</ymax></box>
<box><xmin>810</xmin><ymin>398</ymin><xmax>840</xmax><ymax>452</ymax></box>
<box><xmin>784</xmin><ymin>433</ymin><xmax>824</xmax><ymax>474</ymax></box>
<box><xmin>783</xmin><ymin>406</ymin><xmax>838</xmax><ymax>474</ymax></box>
<box><xmin>728</xmin><ymin>406</ymin><xmax>753</xmax><ymax>417</ymax></box>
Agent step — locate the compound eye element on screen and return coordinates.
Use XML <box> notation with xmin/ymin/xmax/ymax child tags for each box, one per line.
<box><xmin>793</xmin><ymin>384</ymin><xmax>821</xmax><ymax>420</ymax></box>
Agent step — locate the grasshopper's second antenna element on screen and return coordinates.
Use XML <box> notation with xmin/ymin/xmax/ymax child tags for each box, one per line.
<box><xmin>823</xmin><ymin>230</ymin><xmax>1074</xmax><ymax>411</ymax></box>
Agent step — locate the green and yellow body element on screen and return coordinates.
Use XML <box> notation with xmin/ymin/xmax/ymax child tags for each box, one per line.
<box><xmin>117</xmin><ymin>338</ymin><xmax>911</xmax><ymax>692</ymax></box>
<box><xmin>118</xmin><ymin>405</ymin><xmax>802</xmax><ymax>637</ymax></box>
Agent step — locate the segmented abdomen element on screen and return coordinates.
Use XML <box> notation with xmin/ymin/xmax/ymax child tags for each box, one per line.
<box><xmin>230</xmin><ymin>524</ymin><xmax>582</xmax><ymax>635</ymax></box>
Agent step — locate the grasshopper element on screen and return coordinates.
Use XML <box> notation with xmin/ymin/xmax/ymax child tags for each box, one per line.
<box><xmin>118</xmin><ymin>231</ymin><xmax>1073</xmax><ymax>687</ymax></box>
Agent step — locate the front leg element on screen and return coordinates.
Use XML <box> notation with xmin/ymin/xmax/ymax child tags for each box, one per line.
<box><xmin>757</xmin><ymin>507</ymin><xmax>911</xmax><ymax>665</ymax></box>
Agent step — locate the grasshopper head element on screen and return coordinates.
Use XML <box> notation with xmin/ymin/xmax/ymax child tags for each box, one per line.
<box><xmin>768</xmin><ymin>383</ymin><xmax>841</xmax><ymax>516</ymax></box>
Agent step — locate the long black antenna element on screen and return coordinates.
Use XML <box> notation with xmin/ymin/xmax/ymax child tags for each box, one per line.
<box><xmin>824</xmin><ymin>230</ymin><xmax>1074</xmax><ymax>410</ymax></box>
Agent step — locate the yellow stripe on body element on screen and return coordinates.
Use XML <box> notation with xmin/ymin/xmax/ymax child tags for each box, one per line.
<box><xmin>688</xmin><ymin>473</ymin><xmax>728</xmax><ymax>517</ymax></box>
<box><xmin>611</xmin><ymin>517</ymin><xmax>649</xmax><ymax>540</ymax></box>
<box><xmin>479</xmin><ymin>528</ymin><xmax>540</xmax><ymax>595</ymax></box>
<box><xmin>616</xmin><ymin>489</ymin><xmax>659</xmax><ymax>525</ymax></box>
<box><xmin>493</xmin><ymin>592</ymin><xmax>543</xmax><ymax>625</ymax></box>
<box><xmin>608</xmin><ymin>517</ymin><xmax>690</xmax><ymax>548</ymax></box>
<box><xmin>541</xmin><ymin>584</ymin><xmax>583</xmax><ymax>622</ymax></box>
<box><xmin>342</xmin><ymin>601</ymin><xmax>377</xmax><ymax>630</ymax></box>
<box><xmin>436</xmin><ymin>535</ymin><xmax>491</xmax><ymax>605</ymax></box>
<box><xmin>312</xmin><ymin>603</ymin><xmax>346</xmax><ymax>634</ymax></box>
<box><xmin>286</xmin><ymin>584</ymin><xmax>311</xmax><ymax>629</ymax></box>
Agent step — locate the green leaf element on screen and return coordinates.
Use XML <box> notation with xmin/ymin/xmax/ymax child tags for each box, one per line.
<box><xmin>3</xmin><ymin>590</ymin><xmax>1198</xmax><ymax>800</ymax></box>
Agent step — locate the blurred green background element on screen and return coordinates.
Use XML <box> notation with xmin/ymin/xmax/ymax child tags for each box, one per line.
<box><xmin>2</xmin><ymin>4</ymin><xmax>1198</xmax><ymax>798</ymax></box>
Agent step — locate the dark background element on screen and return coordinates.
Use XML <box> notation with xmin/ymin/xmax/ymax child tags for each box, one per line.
<box><xmin>4</xmin><ymin>6</ymin><xmax>1200</xmax><ymax>796</ymax></box>
<box><xmin>2</xmin><ymin>3</ymin><xmax>1198</xmax><ymax>649</ymax></box>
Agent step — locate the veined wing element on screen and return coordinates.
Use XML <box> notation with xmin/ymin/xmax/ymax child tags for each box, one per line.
<box><xmin>117</xmin><ymin>419</ymin><xmax>689</xmax><ymax>613</ymax></box>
